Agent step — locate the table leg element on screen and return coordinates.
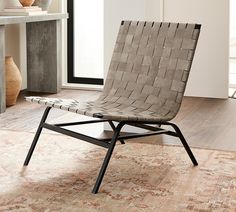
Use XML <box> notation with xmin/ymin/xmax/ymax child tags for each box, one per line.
<box><xmin>26</xmin><ymin>20</ymin><xmax>62</xmax><ymax>93</ymax></box>
<box><xmin>0</xmin><ymin>25</ymin><xmax>5</xmax><ymax>113</ymax></box>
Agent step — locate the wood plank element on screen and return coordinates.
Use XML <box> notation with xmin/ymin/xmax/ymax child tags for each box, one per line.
<box><xmin>0</xmin><ymin>13</ymin><xmax>68</xmax><ymax>25</ymax></box>
<box><xmin>26</xmin><ymin>20</ymin><xmax>61</xmax><ymax>93</ymax></box>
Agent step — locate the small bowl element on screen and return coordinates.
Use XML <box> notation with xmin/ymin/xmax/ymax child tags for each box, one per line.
<box><xmin>19</xmin><ymin>0</ymin><xmax>35</xmax><ymax>7</ymax></box>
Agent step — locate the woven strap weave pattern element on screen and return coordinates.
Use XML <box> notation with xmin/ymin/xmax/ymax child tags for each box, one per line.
<box><xmin>26</xmin><ymin>21</ymin><xmax>200</xmax><ymax>122</ymax></box>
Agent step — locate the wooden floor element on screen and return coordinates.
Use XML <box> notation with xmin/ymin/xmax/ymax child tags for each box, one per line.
<box><xmin>1</xmin><ymin>89</ymin><xmax>236</xmax><ymax>151</ymax></box>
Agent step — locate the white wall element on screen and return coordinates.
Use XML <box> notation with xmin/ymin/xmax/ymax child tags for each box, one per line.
<box><xmin>164</xmin><ymin>0</ymin><xmax>229</xmax><ymax>98</ymax></box>
<box><xmin>145</xmin><ymin>0</ymin><xmax>163</xmax><ymax>21</ymax></box>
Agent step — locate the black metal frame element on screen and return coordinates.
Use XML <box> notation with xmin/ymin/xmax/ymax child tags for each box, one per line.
<box><xmin>67</xmin><ymin>0</ymin><xmax>104</xmax><ymax>85</ymax></box>
<box><xmin>23</xmin><ymin>107</ymin><xmax>198</xmax><ymax>194</ymax></box>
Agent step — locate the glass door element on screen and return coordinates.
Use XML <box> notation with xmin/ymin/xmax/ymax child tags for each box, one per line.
<box><xmin>67</xmin><ymin>0</ymin><xmax>104</xmax><ymax>85</ymax></box>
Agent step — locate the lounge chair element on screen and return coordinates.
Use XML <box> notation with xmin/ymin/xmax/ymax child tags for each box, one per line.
<box><xmin>23</xmin><ymin>21</ymin><xmax>201</xmax><ymax>193</ymax></box>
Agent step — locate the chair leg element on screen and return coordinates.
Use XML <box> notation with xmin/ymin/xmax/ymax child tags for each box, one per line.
<box><xmin>23</xmin><ymin>107</ymin><xmax>51</xmax><ymax>166</ymax></box>
<box><xmin>170</xmin><ymin>123</ymin><xmax>198</xmax><ymax>166</ymax></box>
<box><xmin>108</xmin><ymin>121</ymin><xmax>125</xmax><ymax>144</ymax></box>
<box><xmin>119</xmin><ymin>139</ymin><xmax>125</xmax><ymax>144</ymax></box>
<box><xmin>161</xmin><ymin>122</ymin><xmax>198</xmax><ymax>166</ymax></box>
<box><xmin>92</xmin><ymin>122</ymin><xmax>124</xmax><ymax>194</ymax></box>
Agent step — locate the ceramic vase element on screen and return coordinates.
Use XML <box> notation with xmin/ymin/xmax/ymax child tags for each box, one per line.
<box><xmin>5</xmin><ymin>56</ymin><xmax>22</xmax><ymax>106</ymax></box>
<box><xmin>33</xmin><ymin>0</ymin><xmax>52</xmax><ymax>11</ymax></box>
<box><xmin>19</xmin><ymin>0</ymin><xmax>35</xmax><ymax>7</ymax></box>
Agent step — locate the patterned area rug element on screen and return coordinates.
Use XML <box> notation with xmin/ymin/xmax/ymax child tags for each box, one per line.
<box><xmin>0</xmin><ymin>131</ymin><xmax>236</xmax><ymax>211</ymax></box>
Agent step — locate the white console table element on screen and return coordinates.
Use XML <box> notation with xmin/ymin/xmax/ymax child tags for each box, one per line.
<box><xmin>0</xmin><ymin>13</ymin><xmax>68</xmax><ymax>113</ymax></box>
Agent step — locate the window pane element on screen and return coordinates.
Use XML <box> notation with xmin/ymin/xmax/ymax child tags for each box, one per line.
<box><xmin>74</xmin><ymin>0</ymin><xmax>104</xmax><ymax>79</ymax></box>
<box><xmin>230</xmin><ymin>0</ymin><xmax>236</xmax><ymax>58</ymax></box>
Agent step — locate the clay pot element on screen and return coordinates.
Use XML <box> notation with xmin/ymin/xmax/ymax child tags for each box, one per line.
<box><xmin>33</xmin><ymin>0</ymin><xmax>52</xmax><ymax>11</ymax></box>
<box><xmin>5</xmin><ymin>56</ymin><xmax>22</xmax><ymax>106</ymax></box>
<box><xmin>19</xmin><ymin>0</ymin><xmax>35</xmax><ymax>7</ymax></box>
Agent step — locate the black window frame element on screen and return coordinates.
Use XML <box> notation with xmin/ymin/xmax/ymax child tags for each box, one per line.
<box><xmin>67</xmin><ymin>0</ymin><xmax>104</xmax><ymax>85</ymax></box>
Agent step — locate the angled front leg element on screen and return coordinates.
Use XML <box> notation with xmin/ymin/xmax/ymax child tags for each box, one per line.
<box><xmin>92</xmin><ymin>122</ymin><xmax>125</xmax><ymax>194</ymax></box>
<box><xmin>24</xmin><ymin>107</ymin><xmax>51</xmax><ymax>166</ymax></box>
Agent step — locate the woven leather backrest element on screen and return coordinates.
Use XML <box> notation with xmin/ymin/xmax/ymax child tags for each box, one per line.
<box><xmin>102</xmin><ymin>21</ymin><xmax>201</xmax><ymax>120</ymax></box>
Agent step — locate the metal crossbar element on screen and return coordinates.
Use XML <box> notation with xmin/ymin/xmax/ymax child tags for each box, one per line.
<box><xmin>43</xmin><ymin>123</ymin><xmax>110</xmax><ymax>148</ymax></box>
<box><xmin>54</xmin><ymin>119</ymin><xmax>108</xmax><ymax>127</ymax></box>
<box><xmin>99</xmin><ymin>130</ymin><xmax>169</xmax><ymax>142</ymax></box>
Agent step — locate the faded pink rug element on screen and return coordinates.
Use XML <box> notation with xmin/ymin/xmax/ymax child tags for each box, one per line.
<box><xmin>0</xmin><ymin>131</ymin><xmax>236</xmax><ymax>211</ymax></box>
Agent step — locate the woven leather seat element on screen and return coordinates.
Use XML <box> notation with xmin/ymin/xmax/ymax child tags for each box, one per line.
<box><xmin>26</xmin><ymin>21</ymin><xmax>200</xmax><ymax>122</ymax></box>
<box><xmin>24</xmin><ymin>21</ymin><xmax>201</xmax><ymax>194</ymax></box>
